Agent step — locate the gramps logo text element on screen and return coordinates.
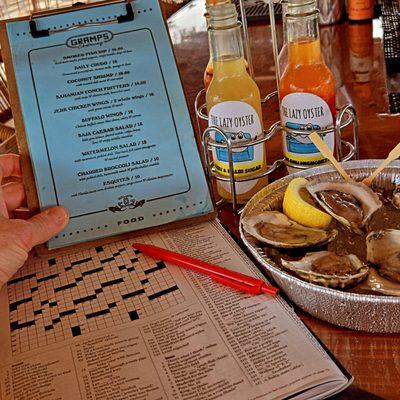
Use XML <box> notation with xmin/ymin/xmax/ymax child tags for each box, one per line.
<box><xmin>67</xmin><ymin>31</ymin><xmax>113</xmax><ymax>48</ymax></box>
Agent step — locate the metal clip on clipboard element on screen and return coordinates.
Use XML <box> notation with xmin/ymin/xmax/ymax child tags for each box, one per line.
<box><xmin>29</xmin><ymin>0</ymin><xmax>135</xmax><ymax>38</ymax></box>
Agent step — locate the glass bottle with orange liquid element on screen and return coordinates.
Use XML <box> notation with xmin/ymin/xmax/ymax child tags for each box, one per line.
<box><xmin>349</xmin><ymin>21</ymin><xmax>373</xmax><ymax>100</ymax></box>
<box><xmin>348</xmin><ymin>0</ymin><xmax>374</xmax><ymax>21</ymax></box>
<box><xmin>279</xmin><ymin>0</ymin><xmax>336</xmax><ymax>169</ymax></box>
<box><xmin>206</xmin><ymin>3</ymin><xmax>266</xmax><ymax>204</ymax></box>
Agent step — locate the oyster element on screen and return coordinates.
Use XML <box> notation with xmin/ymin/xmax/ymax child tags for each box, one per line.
<box><xmin>241</xmin><ymin>211</ymin><xmax>337</xmax><ymax>249</ymax></box>
<box><xmin>366</xmin><ymin>229</ymin><xmax>400</xmax><ymax>283</ymax></box>
<box><xmin>306</xmin><ymin>180</ymin><xmax>382</xmax><ymax>234</ymax></box>
<box><xmin>393</xmin><ymin>187</ymin><xmax>400</xmax><ymax>209</ymax></box>
<box><xmin>281</xmin><ymin>251</ymin><xmax>368</xmax><ymax>288</ymax></box>
<box><xmin>363</xmin><ymin>268</ymin><xmax>400</xmax><ymax>296</ymax></box>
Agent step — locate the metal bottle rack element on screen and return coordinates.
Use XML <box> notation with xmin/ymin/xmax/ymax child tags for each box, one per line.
<box><xmin>197</xmin><ymin>0</ymin><xmax>359</xmax><ymax>212</ymax></box>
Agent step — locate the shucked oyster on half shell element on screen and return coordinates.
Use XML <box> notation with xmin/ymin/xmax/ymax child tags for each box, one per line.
<box><xmin>306</xmin><ymin>180</ymin><xmax>382</xmax><ymax>234</ymax></box>
<box><xmin>366</xmin><ymin>229</ymin><xmax>400</xmax><ymax>283</ymax></box>
<box><xmin>393</xmin><ymin>187</ymin><xmax>400</xmax><ymax>209</ymax></box>
<box><xmin>241</xmin><ymin>211</ymin><xmax>337</xmax><ymax>249</ymax></box>
<box><xmin>363</xmin><ymin>269</ymin><xmax>400</xmax><ymax>296</ymax></box>
<box><xmin>281</xmin><ymin>251</ymin><xmax>369</xmax><ymax>289</ymax></box>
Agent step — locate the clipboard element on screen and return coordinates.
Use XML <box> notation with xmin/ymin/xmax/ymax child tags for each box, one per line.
<box><xmin>0</xmin><ymin>0</ymin><xmax>215</xmax><ymax>253</ymax></box>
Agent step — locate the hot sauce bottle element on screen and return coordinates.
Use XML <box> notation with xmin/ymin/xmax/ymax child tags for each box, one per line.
<box><xmin>204</xmin><ymin>0</ymin><xmax>231</xmax><ymax>89</ymax></box>
<box><xmin>206</xmin><ymin>3</ymin><xmax>266</xmax><ymax>204</ymax></box>
<box><xmin>279</xmin><ymin>0</ymin><xmax>336</xmax><ymax>169</ymax></box>
<box><xmin>204</xmin><ymin>0</ymin><xmax>249</xmax><ymax>90</ymax></box>
<box><xmin>348</xmin><ymin>0</ymin><xmax>374</xmax><ymax>21</ymax></box>
<box><xmin>349</xmin><ymin>21</ymin><xmax>373</xmax><ymax>100</ymax></box>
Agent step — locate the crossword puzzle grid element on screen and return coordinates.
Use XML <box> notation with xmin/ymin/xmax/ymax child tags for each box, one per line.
<box><xmin>7</xmin><ymin>238</ymin><xmax>185</xmax><ymax>355</ymax></box>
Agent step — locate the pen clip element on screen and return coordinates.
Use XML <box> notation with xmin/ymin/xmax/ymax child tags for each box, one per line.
<box><xmin>212</xmin><ymin>275</ymin><xmax>262</xmax><ymax>294</ymax></box>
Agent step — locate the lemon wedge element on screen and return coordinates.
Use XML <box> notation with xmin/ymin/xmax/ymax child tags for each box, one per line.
<box><xmin>283</xmin><ymin>177</ymin><xmax>332</xmax><ymax>229</ymax></box>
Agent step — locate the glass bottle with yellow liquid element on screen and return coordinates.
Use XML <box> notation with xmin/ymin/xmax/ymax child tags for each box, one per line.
<box><xmin>279</xmin><ymin>0</ymin><xmax>336</xmax><ymax>170</ymax></box>
<box><xmin>204</xmin><ymin>0</ymin><xmax>231</xmax><ymax>89</ymax></box>
<box><xmin>206</xmin><ymin>3</ymin><xmax>266</xmax><ymax>204</ymax></box>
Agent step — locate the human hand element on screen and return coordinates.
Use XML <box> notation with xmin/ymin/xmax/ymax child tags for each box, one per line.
<box><xmin>0</xmin><ymin>154</ymin><xmax>69</xmax><ymax>288</ymax></box>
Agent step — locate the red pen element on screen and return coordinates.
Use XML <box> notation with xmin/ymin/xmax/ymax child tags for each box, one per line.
<box><xmin>132</xmin><ymin>242</ymin><xmax>279</xmax><ymax>296</ymax></box>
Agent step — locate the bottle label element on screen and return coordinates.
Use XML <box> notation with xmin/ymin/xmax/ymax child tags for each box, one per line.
<box><xmin>208</xmin><ymin>101</ymin><xmax>264</xmax><ymax>194</ymax></box>
<box><xmin>348</xmin><ymin>0</ymin><xmax>374</xmax><ymax>20</ymax></box>
<box><xmin>280</xmin><ymin>93</ymin><xmax>334</xmax><ymax>167</ymax></box>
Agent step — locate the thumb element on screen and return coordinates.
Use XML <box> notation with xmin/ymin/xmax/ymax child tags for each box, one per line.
<box><xmin>23</xmin><ymin>206</ymin><xmax>69</xmax><ymax>249</ymax></box>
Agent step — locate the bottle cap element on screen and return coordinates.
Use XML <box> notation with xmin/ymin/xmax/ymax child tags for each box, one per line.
<box><xmin>208</xmin><ymin>3</ymin><xmax>238</xmax><ymax>29</ymax></box>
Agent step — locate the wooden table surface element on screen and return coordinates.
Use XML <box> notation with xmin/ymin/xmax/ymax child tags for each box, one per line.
<box><xmin>167</xmin><ymin>1</ymin><xmax>400</xmax><ymax>399</ymax></box>
<box><xmin>0</xmin><ymin>1</ymin><xmax>399</xmax><ymax>399</ymax></box>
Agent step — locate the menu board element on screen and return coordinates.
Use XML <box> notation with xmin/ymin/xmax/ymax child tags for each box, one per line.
<box><xmin>0</xmin><ymin>0</ymin><xmax>213</xmax><ymax>249</ymax></box>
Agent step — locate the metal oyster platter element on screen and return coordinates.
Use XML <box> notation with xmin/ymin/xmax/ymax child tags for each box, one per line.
<box><xmin>240</xmin><ymin>160</ymin><xmax>400</xmax><ymax>333</ymax></box>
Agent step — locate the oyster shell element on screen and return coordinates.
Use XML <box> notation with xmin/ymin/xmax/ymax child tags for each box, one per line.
<box><xmin>363</xmin><ymin>268</ymin><xmax>400</xmax><ymax>296</ymax></box>
<box><xmin>393</xmin><ymin>187</ymin><xmax>400</xmax><ymax>209</ymax></box>
<box><xmin>366</xmin><ymin>229</ymin><xmax>400</xmax><ymax>283</ymax></box>
<box><xmin>306</xmin><ymin>180</ymin><xmax>382</xmax><ymax>234</ymax></box>
<box><xmin>241</xmin><ymin>211</ymin><xmax>337</xmax><ymax>249</ymax></box>
<box><xmin>281</xmin><ymin>251</ymin><xmax>368</xmax><ymax>288</ymax></box>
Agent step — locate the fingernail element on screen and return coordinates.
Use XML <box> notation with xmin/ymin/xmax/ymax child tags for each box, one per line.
<box><xmin>44</xmin><ymin>206</ymin><xmax>69</xmax><ymax>226</ymax></box>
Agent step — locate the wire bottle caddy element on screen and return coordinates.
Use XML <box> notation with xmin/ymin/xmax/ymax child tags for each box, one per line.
<box><xmin>198</xmin><ymin>0</ymin><xmax>360</xmax><ymax>212</ymax></box>
<box><xmin>195</xmin><ymin>89</ymin><xmax>359</xmax><ymax>212</ymax></box>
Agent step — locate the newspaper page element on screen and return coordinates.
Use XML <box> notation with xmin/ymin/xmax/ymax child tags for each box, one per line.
<box><xmin>0</xmin><ymin>220</ymin><xmax>349</xmax><ymax>400</ymax></box>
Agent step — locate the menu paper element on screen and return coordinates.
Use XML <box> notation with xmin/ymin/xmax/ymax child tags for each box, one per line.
<box><xmin>1</xmin><ymin>0</ymin><xmax>213</xmax><ymax>249</ymax></box>
<box><xmin>0</xmin><ymin>221</ymin><xmax>351</xmax><ymax>400</ymax></box>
